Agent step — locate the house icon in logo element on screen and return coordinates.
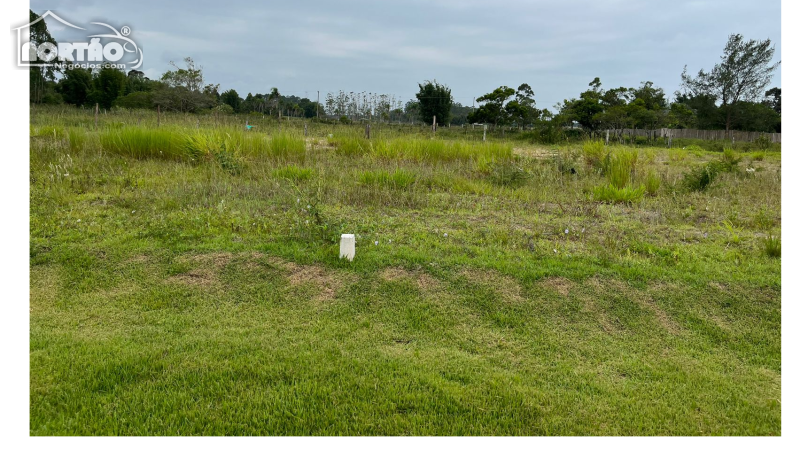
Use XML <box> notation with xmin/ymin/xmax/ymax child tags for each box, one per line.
<box><xmin>13</xmin><ymin>11</ymin><xmax>85</xmax><ymax>67</ymax></box>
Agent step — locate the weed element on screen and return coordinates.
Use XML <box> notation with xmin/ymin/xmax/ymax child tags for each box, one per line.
<box><xmin>764</xmin><ymin>234</ymin><xmax>781</xmax><ymax>258</ymax></box>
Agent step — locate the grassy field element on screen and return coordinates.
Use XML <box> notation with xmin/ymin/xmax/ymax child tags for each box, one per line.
<box><xmin>30</xmin><ymin>107</ymin><xmax>781</xmax><ymax>435</ymax></box>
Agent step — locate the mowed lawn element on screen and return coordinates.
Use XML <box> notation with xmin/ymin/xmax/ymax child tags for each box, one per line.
<box><xmin>30</xmin><ymin>122</ymin><xmax>781</xmax><ymax>435</ymax></box>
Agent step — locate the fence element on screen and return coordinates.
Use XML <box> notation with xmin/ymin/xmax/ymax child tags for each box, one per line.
<box><xmin>608</xmin><ymin>128</ymin><xmax>781</xmax><ymax>143</ymax></box>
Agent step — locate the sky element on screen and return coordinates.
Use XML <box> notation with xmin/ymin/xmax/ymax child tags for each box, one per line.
<box><xmin>27</xmin><ymin>0</ymin><xmax>781</xmax><ymax>110</ymax></box>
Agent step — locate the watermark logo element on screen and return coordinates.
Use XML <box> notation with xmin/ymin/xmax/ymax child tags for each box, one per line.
<box><xmin>13</xmin><ymin>10</ymin><xmax>143</xmax><ymax>70</ymax></box>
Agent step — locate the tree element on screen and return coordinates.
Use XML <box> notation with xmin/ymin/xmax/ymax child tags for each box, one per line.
<box><xmin>631</xmin><ymin>81</ymin><xmax>666</xmax><ymax>111</ymax></box>
<box><xmin>416</xmin><ymin>80</ymin><xmax>453</xmax><ymax>125</ymax></box>
<box><xmin>161</xmin><ymin>57</ymin><xmax>205</xmax><ymax>91</ymax></box>
<box><xmin>125</xmin><ymin>70</ymin><xmax>157</xmax><ymax>94</ymax></box>
<box><xmin>681</xmin><ymin>34</ymin><xmax>780</xmax><ymax>131</ymax></box>
<box><xmin>667</xmin><ymin>103</ymin><xmax>696</xmax><ymax>129</ymax></box>
<box><xmin>674</xmin><ymin>93</ymin><xmax>722</xmax><ymax>129</ymax></box>
<box><xmin>505</xmin><ymin>83</ymin><xmax>539</xmax><ymax>130</ymax></box>
<box><xmin>89</xmin><ymin>66</ymin><xmax>127</xmax><ymax>109</ymax></box>
<box><xmin>559</xmin><ymin>79</ymin><xmax>604</xmax><ymax>132</ymax></box>
<box><xmin>268</xmin><ymin>87</ymin><xmax>281</xmax><ymax>116</ymax></box>
<box><xmin>220</xmin><ymin>89</ymin><xmax>242</xmax><ymax>112</ymax></box>
<box><xmin>152</xmin><ymin>86</ymin><xmax>213</xmax><ymax>113</ymax></box>
<box><xmin>764</xmin><ymin>87</ymin><xmax>781</xmax><ymax>114</ymax></box>
<box><xmin>57</xmin><ymin>67</ymin><xmax>93</xmax><ymax>106</ymax></box>
<box><xmin>469</xmin><ymin>85</ymin><xmax>515</xmax><ymax>127</ymax></box>
<box><xmin>28</xmin><ymin>10</ymin><xmax>60</xmax><ymax>104</ymax></box>
<box><xmin>114</xmin><ymin>91</ymin><xmax>154</xmax><ymax>109</ymax></box>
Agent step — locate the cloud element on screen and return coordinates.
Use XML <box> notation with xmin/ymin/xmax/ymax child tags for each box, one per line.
<box><xmin>30</xmin><ymin>0</ymin><xmax>781</xmax><ymax>109</ymax></box>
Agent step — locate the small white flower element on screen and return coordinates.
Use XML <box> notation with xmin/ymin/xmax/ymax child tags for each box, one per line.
<box><xmin>374</xmin><ymin>241</ymin><xmax>379</xmax><ymax>245</ymax></box>
<box><xmin>554</xmin><ymin>249</ymin><xmax>557</xmax><ymax>253</ymax></box>
<box><xmin>306</xmin><ymin>205</ymin><xmax>311</xmax><ymax>209</ymax></box>
<box><xmin>76</xmin><ymin>219</ymin><xmax>81</xmax><ymax>223</ymax></box>
<box><xmin>305</xmin><ymin>220</ymin><xmax>309</xmax><ymax>225</ymax></box>
<box><xmin>388</xmin><ymin>239</ymin><xmax>392</xmax><ymax>243</ymax></box>
<box><xmin>565</xmin><ymin>228</ymin><xmax>569</xmax><ymax>234</ymax></box>
<box><xmin>131</xmin><ymin>210</ymin><xmax>136</xmax><ymax>214</ymax></box>
<box><xmin>443</xmin><ymin>233</ymin><xmax>448</xmax><ymax>237</ymax></box>
<box><xmin>63</xmin><ymin>173</ymin><xmax>69</xmax><ymax>177</ymax></box>
<box><xmin>296</xmin><ymin>198</ymin><xmax>300</xmax><ymax>203</ymax></box>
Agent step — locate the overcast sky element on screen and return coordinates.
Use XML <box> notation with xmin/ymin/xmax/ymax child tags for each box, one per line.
<box><xmin>28</xmin><ymin>0</ymin><xmax>781</xmax><ymax>109</ymax></box>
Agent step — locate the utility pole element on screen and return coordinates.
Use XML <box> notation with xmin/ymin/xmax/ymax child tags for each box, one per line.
<box><xmin>317</xmin><ymin>90</ymin><xmax>320</xmax><ymax>120</ymax></box>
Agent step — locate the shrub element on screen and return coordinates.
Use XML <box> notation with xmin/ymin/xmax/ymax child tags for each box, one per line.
<box><xmin>750</xmin><ymin>151</ymin><xmax>765</xmax><ymax>162</ymax></box>
<box><xmin>682</xmin><ymin>161</ymin><xmax>721</xmax><ymax>192</ymax></box>
<box><xmin>754</xmin><ymin>134</ymin><xmax>772</xmax><ymax>150</ymax></box>
<box><xmin>720</xmin><ymin>147</ymin><xmax>741</xmax><ymax>171</ymax></box>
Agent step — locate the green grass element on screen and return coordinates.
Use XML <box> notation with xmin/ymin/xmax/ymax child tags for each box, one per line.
<box><xmin>29</xmin><ymin>108</ymin><xmax>781</xmax><ymax>435</ymax></box>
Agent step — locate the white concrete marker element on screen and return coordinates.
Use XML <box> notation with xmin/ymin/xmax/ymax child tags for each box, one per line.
<box><xmin>339</xmin><ymin>234</ymin><xmax>355</xmax><ymax>261</ymax></box>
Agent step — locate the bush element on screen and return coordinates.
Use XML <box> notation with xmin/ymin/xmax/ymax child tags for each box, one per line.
<box><xmin>720</xmin><ymin>147</ymin><xmax>741</xmax><ymax>171</ymax></box>
<box><xmin>682</xmin><ymin>162</ymin><xmax>721</xmax><ymax>192</ymax></box>
<box><xmin>754</xmin><ymin>134</ymin><xmax>772</xmax><ymax>150</ymax></box>
<box><xmin>750</xmin><ymin>152</ymin><xmax>765</xmax><ymax>162</ymax></box>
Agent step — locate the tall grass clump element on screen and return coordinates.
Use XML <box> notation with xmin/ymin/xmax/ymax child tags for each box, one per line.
<box><xmin>331</xmin><ymin>136</ymin><xmax>371</xmax><ymax>156</ymax></box>
<box><xmin>592</xmin><ymin>185</ymin><xmax>645</xmax><ymax>203</ymax></box>
<box><xmin>266</xmin><ymin>132</ymin><xmax>306</xmax><ymax>160</ymax></box>
<box><xmin>644</xmin><ymin>170</ymin><xmax>661</xmax><ymax>196</ymax></box>
<box><xmin>682</xmin><ymin>162</ymin><xmax>720</xmax><ymax>192</ymax></box>
<box><xmin>605</xmin><ymin>148</ymin><xmax>639</xmax><ymax>189</ymax></box>
<box><xmin>359</xmin><ymin>169</ymin><xmax>417</xmax><ymax>189</ymax></box>
<box><xmin>582</xmin><ymin>140</ymin><xmax>607</xmax><ymax>171</ymax></box>
<box><xmin>274</xmin><ymin>165</ymin><xmax>314</xmax><ymax>182</ymax></box>
<box><xmin>764</xmin><ymin>235</ymin><xmax>781</xmax><ymax>258</ymax></box>
<box><xmin>99</xmin><ymin>127</ymin><xmax>185</xmax><ymax>160</ymax></box>
<box><xmin>67</xmin><ymin>127</ymin><xmax>87</xmax><ymax>152</ymax></box>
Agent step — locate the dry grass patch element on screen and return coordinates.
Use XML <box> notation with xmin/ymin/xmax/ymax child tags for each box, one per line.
<box><xmin>538</xmin><ymin>277</ymin><xmax>575</xmax><ymax>297</ymax></box>
<box><xmin>460</xmin><ymin>268</ymin><xmax>525</xmax><ymax>303</ymax></box>
<box><xmin>379</xmin><ymin>267</ymin><xmax>442</xmax><ymax>292</ymax></box>
<box><xmin>267</xmin><ymin>256</ymin><xmax>350</xmax><ymax>301</ymax></box>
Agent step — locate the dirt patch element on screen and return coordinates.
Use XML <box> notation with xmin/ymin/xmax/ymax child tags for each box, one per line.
<box><xmin>167</xmin><ymin>252</ymin><xmax>240</xmax><ymax>288</ymax></box>
<box><xmin>268</xmin><ymin>256</ymin><xmax>347</xmax><ymax>301</ymax></box>
<box><xmin>461</xmin><ymin>268</ymin><xmax>525</xmax><ymax>303</ymax></box>
<box><xmin>379</xmin><ymin>267</ymin><xmax>442</xmax><ymax>292</ymax></box>
<box><xmin>539</xmin><ymin>277</ymin><xmax>574</xmax><ymax>297</ymax></box>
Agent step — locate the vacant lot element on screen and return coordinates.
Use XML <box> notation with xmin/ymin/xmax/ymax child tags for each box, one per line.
<box><xmin>30</xmin><ymin>109</ymin><xmax>780</xmax><ymax>435</ymax></box>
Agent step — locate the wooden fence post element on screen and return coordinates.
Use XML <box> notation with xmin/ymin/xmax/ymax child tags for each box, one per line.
<box><xmin>365</xmin><ymin>122</ymin><xmax>370</xmax><ymax>139</ymax></box>
<box><xmin>432</xmin><ymin>115</ymin><xmax>436</xmax><ymax>137</ymax></box>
